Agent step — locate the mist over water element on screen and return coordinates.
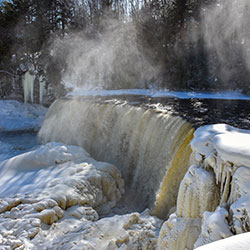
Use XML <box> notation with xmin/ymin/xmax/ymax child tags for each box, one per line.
<box><xmin>202</xmin><ymin>0</ymin><xmax>250</xmax><ymax>88</ymax></box>
<box><xmin>49</xmin><ymin>0</ymin><xmax>250</xmax><ymax>92</ymax></box>
<box><xmin>51</xmin><ymin>18</ymin><xmax>159</xmax><ymax>90</ymax></box>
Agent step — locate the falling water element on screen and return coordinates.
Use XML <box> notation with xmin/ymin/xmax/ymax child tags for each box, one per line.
<box><xmin>38</xmin><ymin>97</ymin><xmax>194</xmax><ymax>218</ymax></box>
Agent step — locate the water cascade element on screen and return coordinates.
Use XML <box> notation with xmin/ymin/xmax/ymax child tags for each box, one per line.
<box><xmin>38</xmin><ymin>97</ymin><xmax>194</xmax><ymax>218</ymax></box>
<box><xmin>23</xmin><ymin>71</ymin><xmax>35</xmax><ymax>103</ymax></box>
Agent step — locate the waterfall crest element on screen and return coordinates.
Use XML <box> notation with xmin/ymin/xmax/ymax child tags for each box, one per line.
<box><xmin>38</xmin><ymin>97</ymin><xmax>193</xmax><ymax>218</ymax></box>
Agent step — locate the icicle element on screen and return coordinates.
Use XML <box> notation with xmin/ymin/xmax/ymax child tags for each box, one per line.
<box><xmin>220</xmin><ymin>170</ymin><xmax>231</xmax><ymax>205</ymax></box>
<box><xmin>39</xmin><ymin>76</ymin><xmax>46</xmax><ymax>105</ymax></box>
<box><xmin>23</xmin><ymin>71</ymin><xmax>35</xmax><ymax>103</ymax></box>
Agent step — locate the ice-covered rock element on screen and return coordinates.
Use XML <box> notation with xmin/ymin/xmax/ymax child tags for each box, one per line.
<box><xmin>176</xmin><ymin>165</ymin><xmax>219</xmax><ymax>218</ymax></box>
<box><xmin>31</xmin><ymin>209</ymin><xmax>162</xmax><ymax>250</ymax></box>
<box><xmin>0</xmin><ymin>142</ymin><xmax>124</xmax><ymax>249</ymax></box>
<box><xmin>158</xmin><ymin>165</ymin><xmax>219</xmax><ymax>250</ymax></box>
<box><xmin>157</xmin><ymin>213</ymin><xmax>201</xmax><ymax>250</ymax></box>
<box><xmin>159</xmin><ymin>123</ymin><xmax>250</xmax><ymax>249</ymax></box>
<box><xmin>230</xmin><ymin>195</ymin><xmax>250</xmax><ymax>234</ymax></box>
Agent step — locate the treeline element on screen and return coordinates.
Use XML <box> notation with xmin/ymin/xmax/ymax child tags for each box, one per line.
<box><xmin>0</xmin><ymin>0</ymin><xmax>250</xmax><ymax>100</ymax></box>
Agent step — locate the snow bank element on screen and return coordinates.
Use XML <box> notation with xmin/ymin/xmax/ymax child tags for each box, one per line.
<box><xmin>0</xmin><ymin>143</ymin><xmax>125</xmax><ymax>249</ymax></box>
<box><xmin>0</xmin><ymin>100</ymin><xmax>47</xmax><ymax>132</ymax></box>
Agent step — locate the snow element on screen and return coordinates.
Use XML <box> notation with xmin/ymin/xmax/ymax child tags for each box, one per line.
<box><xmin>0</xmin><ymin>100</ymin><xmax>47</xmax><ymax>133</ymax></box>
<box><xmin>195</xmin><ymin>232</ymin><xmax>250</xmax><ymax>250</ymax></box>
<box><xmin>0</xmin><ymin>142</ymin><xmax>124</xmax><ymax>207</ymax></box>
<box><xmin>191</xmin><ymin>124</ymin><xmax>250</xmax><ymax>167</ymax></box>
<box><xmin>30</xmin><ymin>209</ymin><xmax>162</xmax><ymax>249</ymax></box>
<box><xmin>68</xmin><ymin>88</ymin><xmax>250</xmax><ymax>100</ymax></box>
<box><xmin>214</xmin><ymin>133</ymin><xmax>250</xmax><ymax>167</ymax></box>
<box><xmin>0</xmin><ymin>142</ymin><xmax>126</xmax><ymax>249</ymax></box>
<box><xmin>194</xmin><ymin>206</ymin><xmax>233</xmax><ymax>248</ymax></box>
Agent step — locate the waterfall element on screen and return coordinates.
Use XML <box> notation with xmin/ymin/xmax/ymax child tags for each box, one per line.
<box><xmin>23</xmin><ymin>71</ymin><xmax>35</xmax><ymax>103</ymax></box>
<box><xmin>38</xmin><ymin>97</ymin><xmax>194</xmax><ymax>218</ymax></box>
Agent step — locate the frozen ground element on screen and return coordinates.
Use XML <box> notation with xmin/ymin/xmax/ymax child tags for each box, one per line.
<box><xmin>68</xmin><ymin>88</ymin><xmax>250</xmax><ymax>100</ymax></box>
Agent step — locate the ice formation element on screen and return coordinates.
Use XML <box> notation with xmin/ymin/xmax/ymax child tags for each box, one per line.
<box><xmin>157</xmin><ymin>165</ymin><xmax>219</xmax><ymax>250</ymax></box>
<box><xmin>39</xmin><ymin>76</ymin><xmax>46</xmax><ymax>105</ymax></box>
<box><xmin>0</xmin><ymin>142</ymin><xmax>126</xmax><ymax>249</ymax></box>
<box><xmin>158</xmin><ymin>124</ymin><xmax>250</xmax><ymax>249</ymax></box>
<box><xmin>23</xmin><ymin>71</ymin><xmax>35</xmax><ymax>103</ymax></box>
<box><xmin>38</xmin><ymin>97</ymin><xmax>194</xmax><ymax>218</ymax></box>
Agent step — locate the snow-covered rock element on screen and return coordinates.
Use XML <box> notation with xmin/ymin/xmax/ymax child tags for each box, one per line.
<box><xmin>194</xmin><ymin>206</ymin><xmax>233</xmax><ymax>248</ymax></box>
<box><xmin>30</xmin><ymin>209</ymin><xmax>162</xmax><ymax>250</ymax></box>
<box><xmin>0</xmin><ymin>142</ymin><xmax>125</xmax><ymax>249</ymax></box>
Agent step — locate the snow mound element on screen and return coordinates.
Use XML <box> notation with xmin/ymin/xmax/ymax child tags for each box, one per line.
<box><xmin>0</xmin><ymin>100</ymin><xmax>47</xmax><ymax>132</ymax></box>
<box><xmin>0</xmin><ymin>143</ymin><xmax>124</xmax><ymax>249</ymax></box>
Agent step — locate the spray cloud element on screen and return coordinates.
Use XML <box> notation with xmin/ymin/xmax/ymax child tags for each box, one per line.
<box><xmin>202</xmin><ymin>0</ymin><xmax>250</xmax><ymax>89</ymax></box>
<box><xmin>51</xmin><ymin>17</ymin><xmax>159</xmax><ymax>90</ymax></box>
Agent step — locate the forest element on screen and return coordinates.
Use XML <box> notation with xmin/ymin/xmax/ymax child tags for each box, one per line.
<box><xmin>0</xmin><ymin>0</ymin><xmax>250</xmax><ymax>100</ymax></box>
